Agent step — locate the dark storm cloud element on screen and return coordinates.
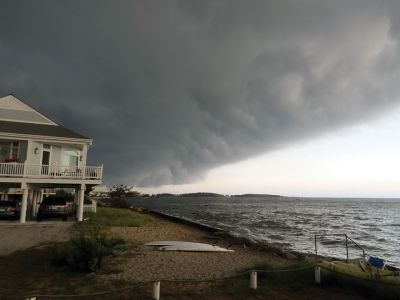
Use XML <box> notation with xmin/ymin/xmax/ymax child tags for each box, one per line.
<box><xmin>1</xmin><ymin>0</ymin><xmax>400</xmax><ymax>186</ymax></box>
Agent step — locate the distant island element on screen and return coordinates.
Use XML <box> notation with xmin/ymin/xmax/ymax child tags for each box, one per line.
<box><xmin>231</xmin><ymin>193</ymin><xmax>282</xmax><ymax>198</ymax></box>
<box><xmin>155</xmin><ymin>193</ymin><xmax>176</xmax><ymax>197</ymax></box>
<box><xmin>179</xmin><ymin>192</ymin><xmax>224</xmax><ymax>197</ymax></box>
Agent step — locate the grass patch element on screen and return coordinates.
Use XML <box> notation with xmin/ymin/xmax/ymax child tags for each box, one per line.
<box><xmin>84</xmin><ymin>207</ymin><xmax>154</xmax><ymax>227</ymax></box>
<box><xmin>247</xmin><ymin>261</ymin><xmax>315</xmax><ymax>287</ymax></box>
<box><xmin>320</xmin><ymin>261</ymin><xmax>400</xmax><ymax>299</ymax></box>
<box><xmin>250</xmin><ymin>260</ymin><xmax>314</xmax><ymax>272</ymax></box>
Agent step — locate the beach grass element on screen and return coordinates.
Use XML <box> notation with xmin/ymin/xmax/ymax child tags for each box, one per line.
<box><xmin>247</xmin><ymin>261</ymin><xmax>316</xmax><ymax>285</ymax></box>
<box><xmin>84</xmin><ymin>207</ymin><xmax>154</xmax><ymax>227</ymax></box>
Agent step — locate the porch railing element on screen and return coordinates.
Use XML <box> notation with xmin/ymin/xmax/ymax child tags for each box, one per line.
<box><xmin>0</xmin><ymin>163</ymin><xmax>103</xmax><ymax>180</ymax></box>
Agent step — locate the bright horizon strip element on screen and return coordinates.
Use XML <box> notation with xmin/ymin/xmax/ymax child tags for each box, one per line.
<box><xmin>138</xmin><ymin>107</ymin><xmax>400</xmax><ymax>198</ymax></box>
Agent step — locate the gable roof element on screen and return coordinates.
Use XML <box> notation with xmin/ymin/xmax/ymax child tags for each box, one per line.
<box><xmin>0</xmin><ymin>95</ymin><xmax>90</xmax><ymax>141</ymax></box>
<box><xmin>0</xmin><ymin>95</ymin><xmax>57</xmax><ymax>125</ymax></box>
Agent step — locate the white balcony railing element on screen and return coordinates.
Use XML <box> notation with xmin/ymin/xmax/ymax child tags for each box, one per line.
<box><xmin>0</xmin><ymin>163</ymin><xmax>103</xmax><ymax>180</ymax></box>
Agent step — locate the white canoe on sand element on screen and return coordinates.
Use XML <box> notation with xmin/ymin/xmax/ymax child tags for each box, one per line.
<box><xmin>144</xmin><ymin>241</ymin><xmax>234</xmax><ymax>252</ymax></box>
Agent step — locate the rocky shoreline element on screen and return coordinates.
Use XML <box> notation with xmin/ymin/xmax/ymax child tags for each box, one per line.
<box><xmin>134</xmin><ymin>207</ymin><xmax>332</xmax><ymax>263</ymax></box>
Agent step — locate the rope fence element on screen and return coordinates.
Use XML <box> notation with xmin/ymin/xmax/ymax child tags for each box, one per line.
<box><xmin>24</xmin><ymin>263</ymin><xmax>400</xmax><ymax>300</ymax></box>
<box><xmin>24</xmin><ymin>266</ymin><xmax>314</xmax><ymax>300</ymax></box>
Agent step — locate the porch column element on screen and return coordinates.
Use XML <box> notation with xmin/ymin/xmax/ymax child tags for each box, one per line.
<box><xmin>31</xmin><ymin>191</ymin><xmax>36</xmax><ymax>217</ymax></box>
<box><xmin>77</xmin><ymin>184</ymin><xmax>85</xmax><ymax>222</ymax></box>
<box><xmin>81</xmin><ymin>144</ymin><xmax>88</xmax><ymax>179</ymax></box>
<box><xmin>74</xmin><ymin>189</ymin><xmax>79</xmax><ymax>205</ymax></box>
<box><xmin>20</xmin><ymin>187</ymin><xmax>29</xmax><ymax>223</ymax></box>
<box><xmin>27</xmin><ymin>190</ymin><xmax>34</xmax><ymax>220</ymax></box>
<box><xmin>32</xmin><ymin>191</ymin><xmax>39</xmax><ymax>217</ymax></box>
<box><xmin>37</xmin><ymin>190</ymin><xmax>43</xmax><ymax>216</ymax></box>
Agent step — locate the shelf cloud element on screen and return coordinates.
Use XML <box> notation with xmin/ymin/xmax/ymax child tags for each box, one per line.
<box><xmin>1</xmin><ymin>0</ymin><xmax>400</xmax><ymax>186</ymax></box>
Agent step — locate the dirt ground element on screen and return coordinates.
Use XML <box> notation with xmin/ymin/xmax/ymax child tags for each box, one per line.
<box><xmin>105</xmin><ymin>218</ymin><xmax>287</xmax><ymax>282</ymax></box>
<box><xmin>0</xmin><ymin>216</ymin><xmax>370</xmax><ymax>300</ymax></box>
<box><xmin>0</xmin><ymin>221</ymin><xmax>72</xmax><ymax>256</ymax></box>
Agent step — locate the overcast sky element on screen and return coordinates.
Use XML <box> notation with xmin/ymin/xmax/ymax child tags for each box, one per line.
<box><xmin>1</xmin><ymin>1</ymin><xmax>400</xmax><ymax>196</ymax></box>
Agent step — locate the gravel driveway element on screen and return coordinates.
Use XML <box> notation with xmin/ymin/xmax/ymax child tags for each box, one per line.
<box><xmin>0</xmin><ymin>221</ymin><xmax>73</xmax><ymax>256</ymax></box>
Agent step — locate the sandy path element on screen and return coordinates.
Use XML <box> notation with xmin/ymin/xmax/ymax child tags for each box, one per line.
<box><xmin>0</xmin><ymin>222</ymin><xmax>72</xmax><ymax>256</ymax></box>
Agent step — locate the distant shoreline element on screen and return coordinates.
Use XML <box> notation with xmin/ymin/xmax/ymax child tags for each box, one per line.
<box><xmin>146</xmin><ymin>192</ymin><xmax>283</xmax><ymax>198</ymax></box>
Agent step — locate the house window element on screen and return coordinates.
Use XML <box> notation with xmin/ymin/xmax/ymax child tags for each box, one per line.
<box><xmin>62</xmin><ymin>150</ymin><xmax>79</xmax><ymax>167</ymax></box>
<box><xmin>43</xmin><ymin>144</ymin><xmax>51</xmax><ymax>150</ymax></box>
<box><xmin>11</xmin><ymin>141</ymin><xmax>19</xmax><ymax>158</ymax></box>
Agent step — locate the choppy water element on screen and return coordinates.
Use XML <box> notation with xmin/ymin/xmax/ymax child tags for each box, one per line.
<box><xmin>129</xmin><ymin>196</ymin><xmax>400</xmax><ymax>266</ymax></box>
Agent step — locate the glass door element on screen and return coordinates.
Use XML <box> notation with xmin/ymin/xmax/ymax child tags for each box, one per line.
<box><xmin>41</xmin><ymin>149</ymin><xmax>50</xmax><ymax>175</ymax></box>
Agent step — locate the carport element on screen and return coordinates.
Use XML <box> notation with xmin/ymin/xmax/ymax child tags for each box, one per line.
<box><xmin>0</xmin><ymin>179</ymin><xmax>97</xmax><ymax>223</ymax></box>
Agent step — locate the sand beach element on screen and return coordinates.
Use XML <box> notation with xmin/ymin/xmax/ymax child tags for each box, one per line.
<box><xmin>104</xmin><ymin>216</ymin><xmax>287</xmax><ymax>282</ymax></box>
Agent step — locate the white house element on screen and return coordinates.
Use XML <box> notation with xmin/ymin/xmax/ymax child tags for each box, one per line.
<box><xmin>0</xmin><ymin>94</ymin><xmax>103</xmax><ymax>223</ymax></box>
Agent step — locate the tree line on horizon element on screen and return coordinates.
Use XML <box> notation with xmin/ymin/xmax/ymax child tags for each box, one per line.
<box><xmin>103</xmin><ymin>185</ymin><xmax>282</xmax><ymax>198</ymax></box>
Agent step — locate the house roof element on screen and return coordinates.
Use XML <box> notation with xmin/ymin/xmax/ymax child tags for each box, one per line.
<box><xmin>0</xmin><ymin>95</ymin><xmax>90</xmax><ymax>141</ymax></box>
<box><xmin>0</xmin><ymin>120</ymin><xmax>90</xmax><ymax>140</ymax></box>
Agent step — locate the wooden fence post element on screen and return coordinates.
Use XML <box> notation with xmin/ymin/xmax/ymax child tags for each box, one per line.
<box><xmin>91</xmin><ymin>199</ymin><xmax>97</xmax><ymax>213</ymax></box>
<box><xmin>152</xmin><ymin>281</ymin><xmax>160</xmax><ymax>300</ymax></box>
<box><xmin>250</xmin><ymin>271</ymin><xmax>257</xmax><ymax>290</ymax></box>
<box><xmin>315</xmin><ymin>266</ymin><xmax>321</xmax><ymax>284</ymax></box>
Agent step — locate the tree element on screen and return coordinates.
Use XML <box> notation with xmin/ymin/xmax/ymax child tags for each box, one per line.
<box><xmin>109</xmin><ymin>184</ymin><xmax>134</xmax><ymax>198</ymax></box>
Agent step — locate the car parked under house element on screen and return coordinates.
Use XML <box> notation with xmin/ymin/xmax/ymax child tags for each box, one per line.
<box><xmin>0</xmin><ymin>94</ymin><xmax>103</xmax><ymax>223</ymax></box>
<box><xmin>0</xmin><ymin>200</ymin><xmax>20</xmax><ymax>219</ymax></box>
<box><xmin>37</xmin><ymin>195</ymin><xmax>71</xmax><ymax>221</ymax></box>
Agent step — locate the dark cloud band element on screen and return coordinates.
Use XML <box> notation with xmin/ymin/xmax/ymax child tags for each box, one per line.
<box><xmin>1</xmin><ymin>0</ymin><xmax>400</xmax><ymax>186</ymax></box>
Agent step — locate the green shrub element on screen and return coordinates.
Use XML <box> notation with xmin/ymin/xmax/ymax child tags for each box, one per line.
<box><xmin>52</xmin><ymin>226</ymin><xmax>125</xmax><ymax>272</ymax></box>
<box><xmin>98</xmin><ymin>196</ymin><xmax>131</xmax><ymax>208</ymax></box>
<box><xmin>109</xmin><ymin>197</ymin><xmax>131</xmax><ymax>208</ymax></box>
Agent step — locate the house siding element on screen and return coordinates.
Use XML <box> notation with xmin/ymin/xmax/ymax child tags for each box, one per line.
<box><xmin>29</xmin><ymin>141</ymin><xmax>42</xmax><ymax>165</ymax></box>
<box><xmin>0</xmin><ymin>109</ymin><xmax>52</xmax><ymax>124</ymax></box>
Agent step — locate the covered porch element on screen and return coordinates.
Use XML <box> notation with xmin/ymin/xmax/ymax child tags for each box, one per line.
<box><xmin>0</xmin><ymin>138</ymin><xmax>102</xmax><ymax>180</ymax></box>
<box><xmin>0</xmin><ymin>181</ymin><xmax>98</xmax><ymax>223</ymax></box>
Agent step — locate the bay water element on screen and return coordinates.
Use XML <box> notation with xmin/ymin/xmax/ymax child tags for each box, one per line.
<box><xmin>129</xmin><ymin>196</ymin><xmax>400</xmax><ymax>266</ymax></box>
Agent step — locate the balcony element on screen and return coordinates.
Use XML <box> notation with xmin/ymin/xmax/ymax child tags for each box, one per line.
<box><xmin>0</xmin><ymin>163</ymin><xmax>103</xmax><ymax>180</ymax></box>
